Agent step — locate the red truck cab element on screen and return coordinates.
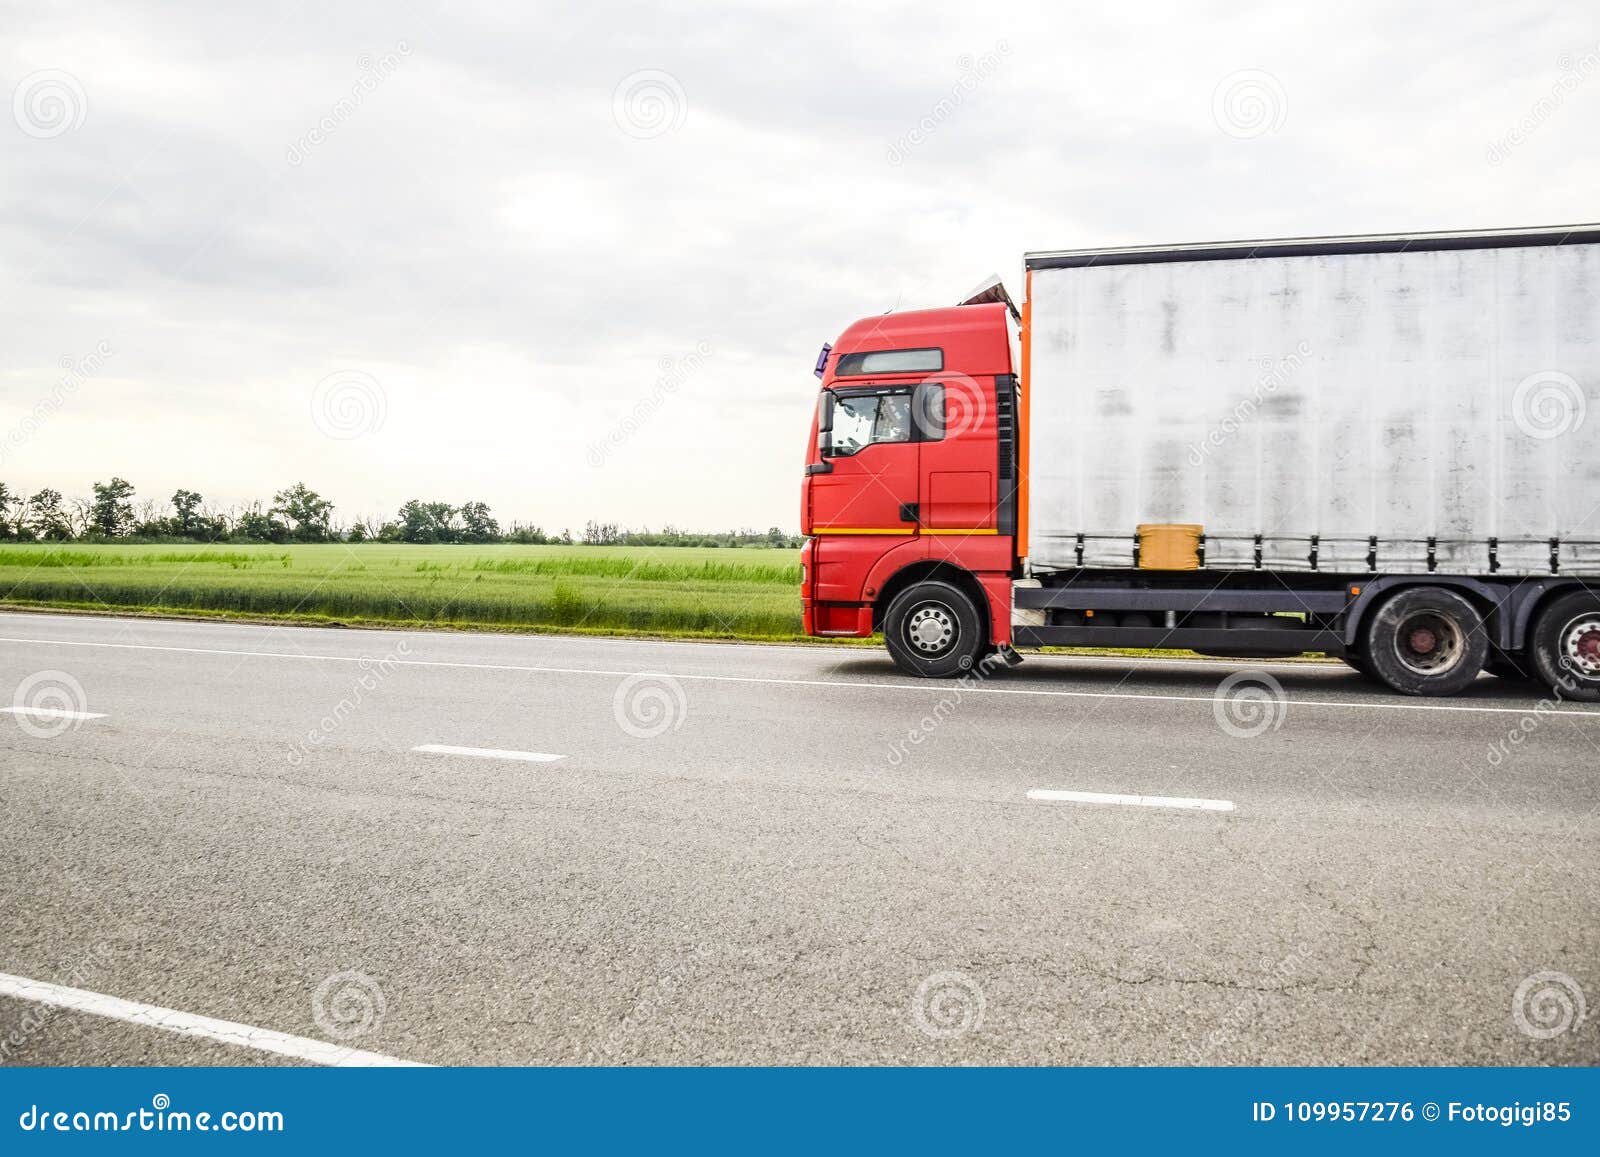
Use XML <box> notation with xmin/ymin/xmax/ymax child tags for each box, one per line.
<box><xmin>800</xmin><ymin>300</ymin><xmax>1019</xmax><ymax>675</ymax></box>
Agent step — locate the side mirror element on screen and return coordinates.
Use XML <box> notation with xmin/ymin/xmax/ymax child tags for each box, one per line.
<box><xmin>813</xmin><ymin>342</ymin><xmax>832</xmax><ymax>379</ymax></box>
<box><xmin>816</xmin><ymin>392</ymin><xmax>834</xmax><ymax>458</ymax></box>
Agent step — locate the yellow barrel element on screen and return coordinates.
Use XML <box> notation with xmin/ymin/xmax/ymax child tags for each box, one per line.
<box><xmin>1137</xmin><ymin>523</ymin><xmax>1202</xmax><ymax>570</ymax></box>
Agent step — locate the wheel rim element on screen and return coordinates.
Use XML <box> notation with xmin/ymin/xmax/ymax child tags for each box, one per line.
<box><xmin>1392</xmin><ymin>608</ymin><xmax>1465</xmax><ymax>676</ymax></box>
<box><xmin>905</xmin><ymin>602</ymin><xmax>958</xmax><ymax>657</ymax></box>
<box><xmin>1559</xmin><ymin>615</ymin><xmax>1600</xmax><ymax>677</ymax></box>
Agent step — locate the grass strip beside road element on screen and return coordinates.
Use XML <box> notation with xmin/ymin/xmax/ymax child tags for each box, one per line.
<box><xmin>0</xmin><ymin>543</ymin><xmax>806</xmax><ymax>641</ymax></box>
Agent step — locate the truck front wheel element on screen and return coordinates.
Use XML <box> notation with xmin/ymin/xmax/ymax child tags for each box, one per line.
<box><xmin>1361</xmin><ymin>587</ymin><xmax>1487</xmax><ymax>697</ymax></box>
<box><xmin>882</xmin><ymin>580</ymin><xmax>986</xmax><ymax>678</ymax></box>
<box><xmin>1528</xmin><ymin>590</ymin><xmax>1600</xmax><ymax>702</ymax></box>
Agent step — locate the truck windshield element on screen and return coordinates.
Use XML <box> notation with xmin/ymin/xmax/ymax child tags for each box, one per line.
<box><xmin>828</xmin><ymin>392</ymin><xmax>911</xmax><ymax>456</ymax></box>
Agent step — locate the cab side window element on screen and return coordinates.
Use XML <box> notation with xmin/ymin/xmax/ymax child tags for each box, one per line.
<box><xmin>827</xmin><ymin>391</ymin><xmax>913</xmax><ymax>456</ymax></box>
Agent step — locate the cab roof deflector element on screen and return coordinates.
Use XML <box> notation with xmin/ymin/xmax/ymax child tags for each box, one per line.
<box><xmin>958</xmin><ymin>275</ymin><xmax>1019</xmax><ymax>321</ymax></box>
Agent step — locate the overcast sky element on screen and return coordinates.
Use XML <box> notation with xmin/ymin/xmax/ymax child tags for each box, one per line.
<box><xmin>3</xmin><ymin>1</ymin><xmax>1597</xmax><ymax>533</ymax></box>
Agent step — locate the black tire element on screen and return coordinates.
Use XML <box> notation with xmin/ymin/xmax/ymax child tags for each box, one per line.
<box><xmin>1361</xmin><ymin>587</ymin><xmax>1488</xmax><ymax>697</ymax></box>
<box><xmin>1528</xmin><ymin>589</ymin><xmax>1600</xmax><ymax>702</ymax></box>
<box><xmin>882</xmin><ymin>580</ymin><xmax>986</xmax><ymax>678</ymax></box>
<box><xmin>1484</xmin><ymin>647</ymin><xmax>1536</xmax><ymax>682</ymax></box>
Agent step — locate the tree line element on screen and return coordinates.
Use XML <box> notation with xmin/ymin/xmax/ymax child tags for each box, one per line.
<box><xmin>0</xmin><ymin>479</ymin><xmax>802</xmax><ymax>548</ymax></box>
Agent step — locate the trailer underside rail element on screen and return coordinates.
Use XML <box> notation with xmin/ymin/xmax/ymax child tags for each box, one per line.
<box><xmin>1011</xmin><ymin>625</ymin><xmax>1346</xmax><ymax>655</ymax></box>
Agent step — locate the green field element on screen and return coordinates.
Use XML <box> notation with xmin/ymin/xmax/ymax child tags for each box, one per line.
<box><xmin>0</xmin><ymin>543</ymin><xmax>806</xmax><ymax>639</ymax></box>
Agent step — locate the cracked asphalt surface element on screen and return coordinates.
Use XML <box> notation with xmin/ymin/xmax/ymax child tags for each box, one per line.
<box><xmin>1</xmin><ymin>610</ymin><xmax>1596</xmax><ymax>1066</ymax></box>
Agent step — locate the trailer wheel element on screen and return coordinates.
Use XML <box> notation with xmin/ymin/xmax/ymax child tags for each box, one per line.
<box><xmin>1361</xmin><ymin>587</ymin><xmax>1487</xmax><ymax>696</ymax></box>
<box><xmin>1528</xmin><ymin>590</ymin><xmax>1600</xmax><ymax>702</ymax></box>
<box><xmin>882</xmin><ymin>580</ymin><xmax>985</xmax><ymax>678</ymax></box>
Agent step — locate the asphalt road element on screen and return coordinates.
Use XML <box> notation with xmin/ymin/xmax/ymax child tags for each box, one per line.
<box><xmin>1</xmin><ymin>610</ymin><xmax>1595</xmax><ymax>1066</ymax></box>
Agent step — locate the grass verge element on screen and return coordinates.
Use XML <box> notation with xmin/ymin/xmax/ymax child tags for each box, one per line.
<box><xmin>0</xmin><ymin>543</ymin><xmax>805</xmax><ymax>640</ymax></box>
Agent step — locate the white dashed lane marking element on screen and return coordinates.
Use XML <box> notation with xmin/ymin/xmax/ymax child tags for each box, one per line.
<box><xmin>1</xmin><ymin>706</ymin><xmax>106</xmax><ymax>721</ymax></box>
<box><xmin>412</xmin><ymin>744</ymin><xmax>565</xmax><ymax>763</ymax></box>
<box><xmin>1028</xmin><ymin>789</ymin><xmax>1236</xmax><ymax>812</ymax></box>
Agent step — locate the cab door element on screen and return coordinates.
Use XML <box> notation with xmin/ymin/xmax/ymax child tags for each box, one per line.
<box><xmin>913</xmin><ymin>374</ymin><xmax>998</xmax><ymax>533</ymax></box>
<box><xmin>807</xmin><ymin>386</ymin><xmax>920</xmax><ymax>536</ymax></box>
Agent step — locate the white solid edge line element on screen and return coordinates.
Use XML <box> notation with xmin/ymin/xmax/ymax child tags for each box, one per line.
<box><xmin>0</xmin><ymin>706</ymin><xmax>107</xmax><ymax>721</ymax></box>
<box><xmin>413</xmin><ymin>744</ymin><xmax>564</xmax><ymax>763</ymax></box>
<box><xmin>1028</xmin><ymin>788</ymin><xmax>1236</xmax><ymax>812</ymax></box>
<box><xmin>0</xmin><ymin>971</ymin><xmax>427</xmax><ymax>1067</ymax></box>
<box><xmin>0</xmin><ymin>634</ymin><xmax>1595</xmax><ymax>719</ymax></box>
